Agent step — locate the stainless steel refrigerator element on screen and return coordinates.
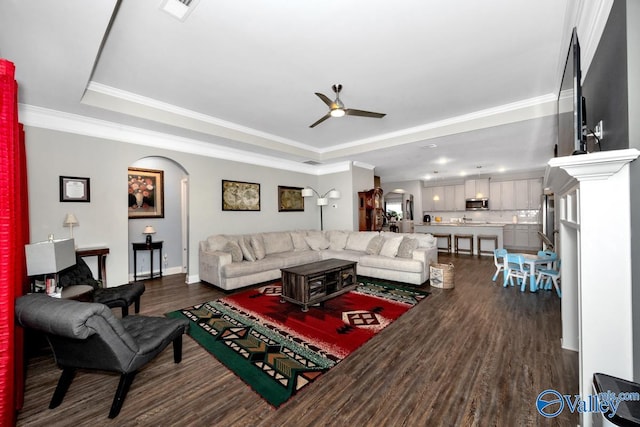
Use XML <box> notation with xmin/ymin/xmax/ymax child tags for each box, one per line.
<box><xmin>541</xmin><ymin>194</ymin><xmax>555</xmax><ymax>248</ymax></box>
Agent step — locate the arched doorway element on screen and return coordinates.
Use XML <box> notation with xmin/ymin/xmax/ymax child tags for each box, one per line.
<box><xmin>128</xmin><ymin>156</ymin><xmax>189</xmax><ymax>282</ymax></box>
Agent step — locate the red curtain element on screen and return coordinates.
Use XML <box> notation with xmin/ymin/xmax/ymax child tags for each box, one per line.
<box><xmin>0</xmin><ymin>59</ymin><xmax>29</xmax><ymax>426</ymax></box>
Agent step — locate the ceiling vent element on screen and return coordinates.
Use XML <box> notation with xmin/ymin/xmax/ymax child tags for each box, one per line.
<box><xmin>303</xmin><ymin>160</ymin><xmax>322</xmax><ymax>165</ymax></box>
<box><xmin>160</xmin><ymin>0</ymin><xmax>200</xmax><ymax>21</ymax></box>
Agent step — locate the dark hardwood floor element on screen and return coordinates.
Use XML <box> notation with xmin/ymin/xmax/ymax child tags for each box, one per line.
<box><xmin>16</xmin><ymin>253</ymin><xmax>578</xmax><ymax>426</ymax></box>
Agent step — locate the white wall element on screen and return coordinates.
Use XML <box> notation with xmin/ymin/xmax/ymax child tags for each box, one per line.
<box><xmin>25</xmin><ymin>126</ymin><xmax>357</xmax><ymax>285</ymax></box>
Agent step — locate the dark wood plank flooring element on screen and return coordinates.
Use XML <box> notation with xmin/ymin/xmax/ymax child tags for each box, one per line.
<box><xmin>16</xmin><ymin>253</ymin><xmax>578</xmax><ymax>426</ymax></box>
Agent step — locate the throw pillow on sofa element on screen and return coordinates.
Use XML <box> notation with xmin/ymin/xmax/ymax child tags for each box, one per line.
<box><xmin>365</xmin><ymin>235</ymin><xmax>384</xmax><ymax>255</ymax></box>
<box><xmin>305</xmin><ymin>235</ymin><xmax>330</xmax><ymax>251</ymax></box>
<box><xmin>238</xmin><ymin>238</ymin><xmax>256</xmax><ymax>262</ymax></box>
<box><xmin>379</xmin><ymin>235</ymin><xmax>404</xmax><ymax>258</ymax></box>
<box><xmin>290</xmin><ymin>231</ymin><xmax>310</xmax><ymax>251</ymax></box>
<box><xmin>250</xmin><ymin>235</ymin><xmax>266</xmax><ymax>260</ymax></box>
<box><xmin>397</xmin><ymin>237</ymin><xmax>419</xmax><ymax>258</ymax></box>
<box><xmin>345</xmin><ymin>231</ymin><xmax>379</xmax><ymax>252</ymax></box>
<box><xmin>223</xmin><ymin>241</ymin><xmax>243</xmax><ymax>262</ymax></box>
<box><xmin>327</xmin><ymin>230</ymin><xmax>349</xmax><ymax>250</ymax></box>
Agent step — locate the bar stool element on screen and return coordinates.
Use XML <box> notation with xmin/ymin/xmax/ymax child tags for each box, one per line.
<box><xmin>477</xmin><ymin>234</ymin><xmax>499</xmax><ymax>257</ymax></box>
<box><xmin>433</xmin><ymin>233</ymin><xmax>452</xmax><ymax>253</ymax></box>
<box><xmin>454</xmin><ymin>234</ymin><xmax>473</xmax><ymax>255</ymax></box>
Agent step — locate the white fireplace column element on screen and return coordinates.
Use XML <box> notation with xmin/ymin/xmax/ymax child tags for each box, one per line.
<box><xmin>545</xmin><ymin>148</ymin><xmax>640</xmax><ymax>427</ymax></box>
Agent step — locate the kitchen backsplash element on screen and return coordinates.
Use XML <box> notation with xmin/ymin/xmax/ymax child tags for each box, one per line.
<box><xmin>421</xmin><ymin>209</ymin><xmax>540</xmax><ymax>224</ymax></box>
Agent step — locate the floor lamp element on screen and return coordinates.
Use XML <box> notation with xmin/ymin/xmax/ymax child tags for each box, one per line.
<box><xmin>301</xmin><ymin>187</ymin><xmax>341</xmax><ymax>231</ymax></box>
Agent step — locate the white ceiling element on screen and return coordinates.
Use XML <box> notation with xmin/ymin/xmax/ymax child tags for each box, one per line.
<box><xmin>0</xmin><ymin>0</ymin><xmax>576</xmax><ymax>183</ymax></box>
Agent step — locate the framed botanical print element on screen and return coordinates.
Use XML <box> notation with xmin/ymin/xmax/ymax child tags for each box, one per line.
<box><xmin>60</xmin><ymin>176</ymin><xmax>90</xmax><ymax>202</ymax></box>
<box><xmin>278</xmin><ymin>186</ymin><xmax>304</xmax><ymax>212</ymax></box>
<box><xmin>128</xmin><ymin>167</ymin><xmax>164</xmax><ymax>218</ymax></box>
<box><xmin>222</xmin><ymin>180</ymin><xmax>260</xmax><ymax>211</ymax></box>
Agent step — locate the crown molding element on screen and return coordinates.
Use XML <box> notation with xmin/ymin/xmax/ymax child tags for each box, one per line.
<box><xmin>18</xmin><ymin>104</ymin><xmax>332</xmax><ymax>175</ymax></box>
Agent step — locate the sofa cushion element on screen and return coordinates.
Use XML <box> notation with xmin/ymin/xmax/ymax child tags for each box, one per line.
<box><xmin>365</xmin><ymin>235</ymin><xmax>384</xmax><ymax>255</ymax></box>
<box><xmin>262</xmin><ymin>232</ymin><xmax>294</xmax><ymax>255</ymax></box>
<box><xmin>327</xmin><ymin>230</ymin><xmax>349</xmax><ymax>250</ymax></box>
<box><xmin>290</xmin><ymin>231</ymin><xmax>310</xmax><ymax>251</ymax></box>
<box><xmin>238</xmin><ymin>238</ymin><xmax>256</xmax><ymax>262</ymax></box>
<box><xmin>305</xmin><ymin>234</ymin><xmax>330</xmax><ymax>251</ymax></box>
<box><xmin>321</xmin><ymin>249</ymin><xmax>362</xmax><ymax>263</ymax></box>
<box><xmin>345</xmin><ymin>231</ymin><xmax>379</xmax><ymax>252</ymax></box>
<box><xmin>359</xmin><ymin>255</ymin><xmax>424</xmax><ymax>273</ymax></box>
<box><xmin>380</xmin><ymin>235</ymin><xmax>404</xmax><ymax>258</ymax></box>
<box><xmin>207</xmin><ymin>235</ymin><xmax>229</xmax><ymax>252</ymax></box>
<box><xmin>250</xmin><ymin>235</ymin><xmax>266</xmax><ymax>260</ymax></box>
<box><xmin>397</xmin><ymin>237</ymin><xmax>419</xmax><ymax>259</ymax></box>
<box><xmin>222</xmin><ymin>256</ymin><xmax>284</xmax><ymax>278</ymax></box>
<box><xmin>270</xmin><ymin>250</ymin><xmax>321</xmax><ymax>267</ymax></box>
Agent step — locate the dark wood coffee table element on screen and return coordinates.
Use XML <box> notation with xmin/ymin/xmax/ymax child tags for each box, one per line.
<box><xmin>280</xmin><ymin>258</ymin><xmax>357</xmax><ymax>311</ymax></box>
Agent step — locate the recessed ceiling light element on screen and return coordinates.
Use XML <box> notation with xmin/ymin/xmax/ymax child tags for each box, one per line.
<box><xmin>437</xmin><ymin>157</ymin><xmax>448</xmax><ymax>165</ymax></box>
<box><xmin>460</xmin><ymin>171</ymin><xmax>467</xmax><ymax>177</ymax></box>
<box><xmin>421</xmin><ymin>143</ymin><xmax>438</xmax><ymax>149</ymax></box>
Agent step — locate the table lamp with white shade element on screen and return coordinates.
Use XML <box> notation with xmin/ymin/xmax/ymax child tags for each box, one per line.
<box><xmin>143</xmin><ymin>225</ymin><xmax>156</xmax><ymax>244</ymax></box>
<box><xmin>25</xmin><ymin>238</ymin><xmax>76</xmax><ymax>295</ymax></box>
<box><xmin>63</xmin><ymin>213</ymin><xmax>79</xmax><ymax>238</ymax></box>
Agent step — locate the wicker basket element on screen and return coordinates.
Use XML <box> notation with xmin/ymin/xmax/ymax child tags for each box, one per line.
<box><xmin>429</xmin><ymin>262</ymin><xmax>455</xmax><ymax>289</ymax></box>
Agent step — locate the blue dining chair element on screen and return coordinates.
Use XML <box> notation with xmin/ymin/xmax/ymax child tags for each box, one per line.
<box><xmin>536</xmin><ymin>259</ymin><xmax>562</xmax><ymax>298</ymax></box>
<box><xmin>504</xmin><ymin>253</ymin><xmax>530</xmax><ymax>291</ymax></box>
<box><xmin>492</xmin><ymin>248</ymin><xmax>508</xmax><ymax>282</ymax></box>
<box><xmin>535</xmin><ymin>250</ymin><xmax>557</xmax><ymax>282</ymax></box>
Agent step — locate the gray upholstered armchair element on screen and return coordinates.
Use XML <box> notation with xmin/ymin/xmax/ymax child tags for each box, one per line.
<box><xmin>15</xmin><ymin>294</ymin><xmax>189</xmax><ymax>418</ymax></box>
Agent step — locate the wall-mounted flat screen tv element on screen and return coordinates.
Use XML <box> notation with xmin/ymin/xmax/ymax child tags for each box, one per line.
<box><xmin>557</xmin><ymin>28</ymin><xmax>586</xmax><ymax>156</ymax></box>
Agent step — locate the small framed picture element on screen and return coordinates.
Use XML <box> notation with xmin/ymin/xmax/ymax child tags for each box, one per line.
<box><xmin>278</xmin><ymin>186</ymin><xmax>304</xmax><ymax>212</ymax></box>
<box><xmin>60</xmin><ymin>176</ymin><xmax>90</xmax><ymax>202</ymax></box>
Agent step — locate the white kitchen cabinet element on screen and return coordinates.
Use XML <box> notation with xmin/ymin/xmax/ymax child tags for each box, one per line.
<box><xmin>444</xmin><ymin>186</ymin><xmax>456</xmax><ymax>211</ymax></box>
<box><xmin>528</xmin><ymin>179</ymin><xmax>543</xmax><ymax>209</ymax></box>
<box><xmin>489</xmin><ymin>181</ymin><xmax>501</xmax><ymax>210</ymax></box>
<box><xmin>422</xmin><ymin>187</ymin><xmax>434</xmax><ymax>212</ymax></box>
<box><xmin>455</xmin><ymin>184</ymin><xmax>465</xmax><ymax>211</ymax></box>
<box><xmin>464</xmin><ymin>179</ymin><xmax>490</xmax><ymax>199</ymax></box>
<box><xmin>501</xmin><ymin>181</ymin><xmax>516</xmax><ymax>210</ymax></box>
<box><xmin>514</xmin><ymin>180</ymin><xmax>529</xmax><ymax>209</ymax></box>
<box><xmin>432</xmin><ymin>186</ymin><xmax>444</xmax><ymax>211</ymax></box>
<box><xmin>528</xmin><ymin>224</ymin><xmax>541</xmax><ymax>250</ymax></box>
<box><xmin>503</xmin><ymin>225</ymin><xmax>515</xmax><ymax>246</ymax></box>
<box><xmin>514</xmin><ymin>225</ymin><xmax>529</xmax><ymax>247</ymax></box>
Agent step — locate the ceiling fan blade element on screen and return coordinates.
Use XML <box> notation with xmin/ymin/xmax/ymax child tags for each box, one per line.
<box><xmin>315</xmin><ymin>92</ymin><xmax>335</xmax><ymax>108</ymax></box>
<box><xmin>345</xmin><ymin>109</ymin><xmax>386</xmax><ymax>118</ymax></box>
<box><xmin>309</xmin><ymin>113</ymin><xmax>331</xmax><ymax>128</ymax></box>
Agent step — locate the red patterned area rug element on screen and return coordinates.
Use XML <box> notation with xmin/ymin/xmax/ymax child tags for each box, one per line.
<box><xmin>166</xmin><ymin>279</ymin><xmax>428</xmax><ymax>407</ymax></box>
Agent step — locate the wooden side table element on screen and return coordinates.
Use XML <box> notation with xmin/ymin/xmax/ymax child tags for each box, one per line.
<box><xmin>132</xmin><ymin>241</ymin><xmax>163</xmax><ymax>281</ymax></box>
<box><xmin>76</xmin><ymin>247</ymin><xmax>110</xmax><ymax>285</ymax></box>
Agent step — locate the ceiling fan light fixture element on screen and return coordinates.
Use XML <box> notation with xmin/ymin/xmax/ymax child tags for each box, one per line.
<box><xmin>330</xmin><ymin>108</ymin><xmax>346</xmax><ymax>118</ymax></box>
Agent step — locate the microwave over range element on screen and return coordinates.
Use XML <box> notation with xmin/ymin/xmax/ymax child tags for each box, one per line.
<box><xmin>465</xmin><ymin>198</ymin><xmax>489</xmax><ymax>211</ymax></box>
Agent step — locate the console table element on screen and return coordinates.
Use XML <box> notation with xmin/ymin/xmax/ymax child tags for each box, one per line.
<box><xmin>76</xmin><ymin>247</ymin><xmax>110</xmax><ymax>285</ymax></box>
<box><xmin>132</xmin><ymin>241</ymin><xmax>163</xmax><ymax>281</ymax></box>
<box><xmin>280</xmin><ymin>258</ymin><xmax>357</xmax><ymax>312</ymax></box>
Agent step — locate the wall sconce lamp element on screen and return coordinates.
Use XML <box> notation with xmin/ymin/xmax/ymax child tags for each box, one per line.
<box><xmin>301</xmin><ymin>187</ymin><xmax>341</xmax><ymax>231</ymax></box>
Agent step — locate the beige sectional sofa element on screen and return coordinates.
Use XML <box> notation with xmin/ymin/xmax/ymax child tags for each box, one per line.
<box><xmin>198</xmin><ymin>230</ymin><xmax>438</xmax><ymax>291</ymax></box>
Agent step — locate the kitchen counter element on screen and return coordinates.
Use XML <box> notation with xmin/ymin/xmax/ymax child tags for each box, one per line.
<box><xmin>414</xmin><ymin>223</ymin><xmax>505</xmax><ymax>255</ymax></box>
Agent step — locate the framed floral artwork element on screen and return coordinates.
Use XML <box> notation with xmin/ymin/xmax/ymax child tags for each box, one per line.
<box><xmin>128</xmin><ymin>167</ymin><xmax>164</xmax><ymax>218</ymax></box>
<box><xmin>59</xmin><ymin>176</ymin><xmax>90</xmax><ymax>202</ymax></box>
<box><xmin>278</xmin><ymin>186</ymin><xmax>304</xmax><ymax>212</ymax></box>
<box><xmin>222</xmin><ymin>180</ymin><xmax>260</xmax><ymax>211</ymax></box>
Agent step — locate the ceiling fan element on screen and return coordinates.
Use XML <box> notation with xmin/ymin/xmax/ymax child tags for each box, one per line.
<box><xmin>309</xmin><ymin>84</ymin><xmax>386</xmax><ymax>128</ymax></box>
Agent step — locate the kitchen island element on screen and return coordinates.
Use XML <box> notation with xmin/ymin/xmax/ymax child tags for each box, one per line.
<box><xmin>414</xmin><ymin>222</ymin><xmax>505</xmax><ymax>256</ymax></box>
